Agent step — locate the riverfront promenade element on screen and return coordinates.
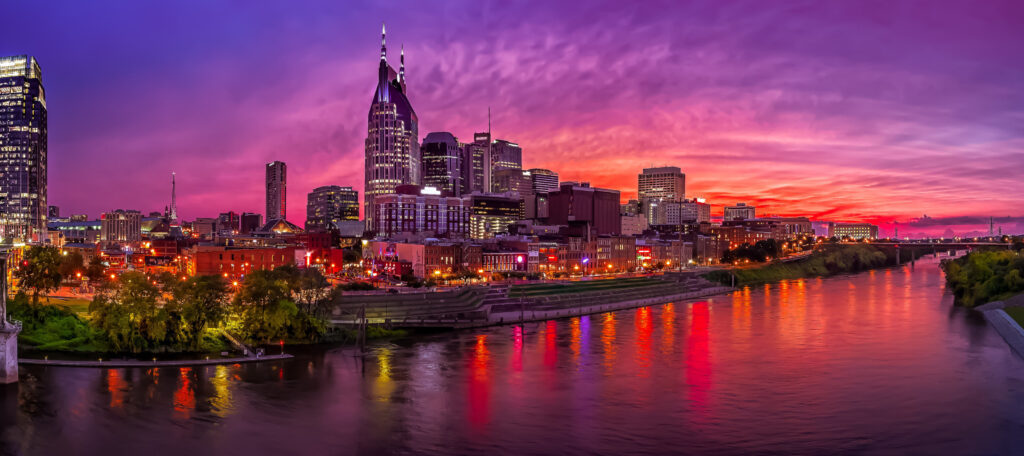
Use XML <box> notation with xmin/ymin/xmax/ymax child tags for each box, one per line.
<box><xmin>19</xmin><ymin>353</ymin><xmax>293</xmax><ymax>368</ymax></box>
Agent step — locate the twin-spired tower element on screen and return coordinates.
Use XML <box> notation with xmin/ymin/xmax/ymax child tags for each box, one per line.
<box><xmin>364</xmin><ymin>24</ymin><xmax>419</xmax><ymax>232</ymax></box>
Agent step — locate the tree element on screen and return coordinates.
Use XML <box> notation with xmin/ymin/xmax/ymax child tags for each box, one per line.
<box><xmin>89</xmin><ymin>271</ymin><xmax>172</xmax><ymax>352</ymax></box>
<box><xmin>232</xmin><ymin>270</ymin><xmax>297</xmax><ymax>343</ymax></box>
<box><xmin>85</xmin><ymin>256</ymin><xmax>106</xmax><ymax>283</ymax></box>
<box><xmin>171</xmin><ymin>275</ymin><xmax>229</xmax><ymax>349</ymax></box>
<box><xmin>14</xmin><ymin>246</ymin><xmax>63</xmax><ymax>304</ymax></box>
<box><xmin>58</xmin><ymin>250</ymin><xmax>85</xmax><ymax>280</ymax></box>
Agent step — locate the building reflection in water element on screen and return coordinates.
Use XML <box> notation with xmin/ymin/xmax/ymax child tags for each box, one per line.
<box><xmin>106</xmin><ymin>369</ymin><xmax>127</xmax><ymax>409</ymax></box>
<box><xmin>601</xmin><ymin>312</ymin><xmax>617</xmax><ymax>372</ymax></box>
<box><xmin>544</xmin><ymin>320</ymin><xmax>557</xmax><ymax>369</ymax></box>
<box><xmin>173</xmin><ymin>367</ymin><xmax>196</xmax><ymax>419</ymax></box>
<box><xmin>661</xmin><ymin>303</ymin><xmax>676</xmax><ymax>356</ymax></box>
<box><xmin>512</xmin><ymin>325</ymin><xmax>524</xmax><ymax>372</ymax></box>
<box><xmin>468</xmin><ymin>334</ymin><xmax>491</xmax><ymax>430</ymax></box>
<box><xmin>635</xmin><ymin>307</ymin><xmax>653</xmax><ymax>377</ymax></box>
<box><xmin>685</xmin><ymin>302</ymin><xmax>712</xmax><ymax>425</ymax></box>
<box><xmin>209</xmin><ymin>365</ymin><xmax>233</xmax><ymax>418</ymax></box>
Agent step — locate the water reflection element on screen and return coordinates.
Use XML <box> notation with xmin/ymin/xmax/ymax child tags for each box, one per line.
<box><xmin>6</xmin><ymin>258</ymin><xmax>1024</xmax><ymax>455</ymax></box>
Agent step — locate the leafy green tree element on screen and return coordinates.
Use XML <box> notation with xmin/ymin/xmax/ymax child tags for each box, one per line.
<box><xmin>231</xmin><ymin>270</ymin><xmax>297</xmax><ymax>343</ymax></box>
<box><xmin>15</xmin><ymin>246</ymin><xmax>64</xmax><ymax>304</ymax></box>
<box><xmin>58</xmin><ymin>250</ymin><xmax>85</xmax><ymax>280</ymax></box>
<box><xmin>89</xmin><ymin>271</ymin><xmax>172</xmax><ymax>352</ymax></box>
<box><xmin>170</xmin><ymin>275</ymin><xmax>229</xmax><ymax>349</ymax></box>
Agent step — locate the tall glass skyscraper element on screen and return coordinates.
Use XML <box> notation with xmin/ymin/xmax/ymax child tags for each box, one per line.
<box><xmin>0</xmin><ymin>55</ymin><xmax>47</xmax><ymax>242</ymax></box>
<box><xmin>421</xmin><ymin>132</ymin><xmax>463</xmax><ymax>196</ymax></box>
<box><xmin>266</xmin><ymin>161</ymin><xmax>287</xmax><ymax>222</ymax></box>
<box><xmin>365</xmin><ymin>24</ymin><xmax>419</xmax><ymax>231</ymax></box>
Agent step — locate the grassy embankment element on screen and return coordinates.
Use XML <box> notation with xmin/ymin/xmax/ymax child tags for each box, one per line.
<box><xmin>704</xmin><ymin>244</ymin><xmax>931</xmax><ymax>286</ymax></box>
<box><xmin>509</xmin><ymin>277</ymin><xmax>664</xmax><ymax>298</ymax></box>
<box><xmin>941</xmin><ymin>249</ymin><xmax>1024</xmax><ymax>308</ymax></box>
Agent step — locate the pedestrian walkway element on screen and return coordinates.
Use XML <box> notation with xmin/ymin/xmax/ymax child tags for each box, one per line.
<box><xmin>19</xmin><ymin>353</ymin><xmax>292</xmax><ymax>368</ymax></box>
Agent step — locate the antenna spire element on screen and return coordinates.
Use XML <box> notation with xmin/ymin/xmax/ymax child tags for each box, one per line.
<box><xmin>399</xmin><ymin>44</ymin><xmax>405</xmax><ymax>83</ymax></box>
<box><xmin>170</xmin><ymin>171</ymin><xmax>178</xmax><ymax>221</ymax></box>
<box><xmin>380</xmin><ymin>23</ymin><xmax>387</xmax><ymax>61</ymax></box>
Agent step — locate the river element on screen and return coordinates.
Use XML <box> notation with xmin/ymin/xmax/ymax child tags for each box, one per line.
<box><xmin>2</xmin><ymin>256</ymin><xmax>1023</xmax><ymax>455</ymax></box>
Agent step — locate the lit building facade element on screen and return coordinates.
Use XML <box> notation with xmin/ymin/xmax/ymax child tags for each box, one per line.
<box><xmin>638</xmin><ymin>166</ymin><xmax>685</xmax><ymax>202</ymax></box>
<box><xmin>679</xmin><ymin>199</ymin><xmax>712</xmax><ymax>223</ymax></box>
<box><xmin>462</xmin><ymin>132</ymin><xmax>491</xmax><ymax>194</ymax></box>
<box><xmin>100</xmin><ymin>209</ymin><xmax>142</xmax><ymax>243</ymax></box>
<box><xmin>828</xmin><ymin>222</ymin><xmax>879</xmax><ymax>240</ymax></box>
<box><xmin>491</xmin><ymin>168</ymin><xmax>532</xmax><ymax>196</ymax></box>
<box><xmin>469</xmin><ymin>193</ymin><xmax>523</xmax><ymax>239</ymax></box>
<box><xmin>724</xmin><ymin>203</ymin><xmax>755</xmax><ymax>221</ymax></box>
<box><xmin>546</xmin><ymin>182</ymin><xmax>621</xmax><ymax>236</ymax></box>
<box><xmin>266</xmin><ymin>161</ymin><xmax>287</xmax><ymax>221</ymax></box>
<box><xmin>370</xmin><ymin>193</ymin><xmax>471</xmax><ymax>238</ymax></box>
<box><xmin>489</xmin><ymin>139</ymin><xmax>522</xmax><ymax>176</ymax></box>
<box><xmin>365</xmin><ymin>25</ymin><xmax>420</xmax><ymax>230</ymax></box>
<box><xmin>305</xmin><ymin>185</ymin><xmax>359</xmax><ymax>232</ymax></box>
<box><xmin>0</xmin><ymin>55</ymin><xmax>47</xmax><ymax>242</ymax></box>
<box><xmin>421</xmin><ymin>132</ymin><xmax>463</xmax><ymax>196</ymax></box>
<box><xmin>527</xmin><ymin>168</ymin><xmax>558</xmax><ymax>194</ymax></box>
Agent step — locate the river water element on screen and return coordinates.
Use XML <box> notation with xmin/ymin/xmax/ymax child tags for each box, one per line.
<box><xmin>2</xmin><ymin>256</ymin><xmax>1023</xmax><ymax>455</ymax></box>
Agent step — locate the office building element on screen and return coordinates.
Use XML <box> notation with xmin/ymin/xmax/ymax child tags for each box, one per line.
<box><xmin>266</xmin><ymin>161</ymin><xmax>287</xmax><ymax>221</ymax></box>
<box><xmin>491</xmin><ymin>168</ymin><xmax>532</xmax><ymax>196</ymax></box>
<box><xmin>547</xmin><ymin>182</ymin><xmax>621</xmax><ymax>236</ymax></box>
<box><xmin>306</xmin><ymin>185</ymin><xmax>359</xmax><ymax>232</ymax></box>
<box><xmin>100</xmin><ymin>209</ymin><xmax>141</xmax><ymax>243</ymax></box>
<box><xmin>421</xmin><ymin>132</ymin><xmax>463</xmax><ymax>195</ymax></box>
<box><xmin>469</xmin><ymin>193</ymin><xmax>524</xmax><ymax>239</ymax></box>
<box><xmin>0</xmin><ymin>55</ymin><xmax>47</xmax><ymax>242</ymax></box>
<box><xmin>239</xmin><ymin>212</ymin><xmax>263</xmax><ymax>234</ymax></box>
<box><xmin>527</xmin><ymin>168</ymin><xmax>558</xmax><ymax>194</ymax></box>
<box><xmin>828</xmin><ymin>222</ymin><xmax>879</xmax><ymax>240</ymax></box>
<box><xmin>365</xmin><ymin>25</ymin><xmax>420</xmax><ymax>230</ymax></box>
<box><xmin>638</xmin><ymin>166</ymin><xmax>685</xmax><ymax>202</ymax></box>
<box><xmin>370</xmin><ymin>192</ymin><xmax>471</xmax><ymax>238</ymax></box>
<box><xmin>680</xmin><ymin>199</ymin><xmax>712</xmax><ymax>223</ymax></box>
<box><xmin>217</xmin><ymin>211</ymin><xmax>240</xmax><ymax>233</ymax></box>
<box><xmin>462</xmin><ymin>132</ymin><xmax>491</xmax><ymax>194</ymax></box>
<box><xmin>490</xmin><ymin>139</ymin><xmax>522</xmax><ymax>175</ymax></box>
<box><xmin>724</xmin><ymin>203</ymin><xmax>755</xmax><ymax>221</ymax></box>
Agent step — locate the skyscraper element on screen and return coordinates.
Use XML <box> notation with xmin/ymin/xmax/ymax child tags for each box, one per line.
<box><xmin>365</xmin><ymin>24</ymin><xmax>419</xmax><ymax>230</ymax></box>
<box><xmin>489</xmin><ymin>139</ymin><xmax>522</xmax><ymax>180</ymax></box>
<box><xmin>305</xmin><ymin>185</ymin><xmax>359</xmax><ymax>232</ymax></box>
<box><xmin>462</xmin><ymin>132</ymin><xmax>491</xmax><ymax>194</ymax></box>
<box><xmin>0</xmin><ymin>55</ymin><xmax>47</xmax><ymax>242</ymax></box>
<box><xmin>638</xmin><ymin>166</ymin><xmax>685</xmax><ymax>202</ymax></box>
<box><xmin>421</xmin><ymin>132</ymin><xmax>463</xmax><ymax>195</ymax></box>
<box><xmin>266</xmin><ymin>161</ymin><xmax>286</xmax><ymax>222</ymax></box>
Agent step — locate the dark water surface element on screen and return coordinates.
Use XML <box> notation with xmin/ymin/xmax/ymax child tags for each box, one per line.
<box><xmin>3</xmin><ymin>257</ymin><xmax>1024</xmax><ymax>455</ymax></box>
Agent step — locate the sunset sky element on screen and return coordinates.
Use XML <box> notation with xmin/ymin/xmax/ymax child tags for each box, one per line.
<box><xmin>2</xmin><ymin>1</ymin><xmax>1022</xmax><ymax>236</ymax></box>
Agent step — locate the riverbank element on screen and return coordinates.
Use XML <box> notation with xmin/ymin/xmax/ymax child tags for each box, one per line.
<box><xmin>703</xmin><ymin>243</ymin><xmax>934</xmax><ymax>286</ymax></box>
<box><xmin>19</xmin><ymin>353</ymin><xmax>293</xmax><ymax>368</ymax></box>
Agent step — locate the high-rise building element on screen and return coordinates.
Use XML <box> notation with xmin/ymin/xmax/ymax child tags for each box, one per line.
<box><xmin>0</xmin><ymin>55</ymin><xmax>47</xmax><ymax>242</ymax></box>
<box><xmin>462</xmin><ymin>132</ymin><xmax>491</xmax><ymax>194</ymax></box>
<box><xmin>638</xmin><ymin>166</ymin><xmax>685</xmax><ymax>202</ymax></box>
<box><xmin>490</xmin><ymin>139</ymin><xmax>522</xmax><ymax>179</ymax></box>
<box><xmin>365</xmin><ymin>25</ymin><xmax>419</xmax><ymax>230</ymax></box>
<box><xmin>47</xmin><ymin>205</ymin><xmax>59</xmax><ymax>219</ymax></box>
<box><xmin>421</xmin><ymin>132</ymin><xmax>463</xmax><ymax>196</ymax></box>
<box><xmin>469</xmin><ymin>193</ymin><xmax>524</xmax><ymax>239</ymax></box>
<box><xmin>100</xmin><ymin>209</ymin><xmax>141</xmax><ymax>243</ymax></box>
<box><xmin>370</xmin><ymin>193</ymin><xmax>471</xmax><ymax>238</ymax></box>
<box><xmin>305</xmin><ymin>185</ymin><xmax>359</xmax><ymax>232</ymax></box>
<box><xmin>239</xmin><ymin>212</ymin><xmax>262</xmax><ymax>234</ymax></box>
<box><xmin>724</xmin><ymin>203</ymin><xmax>755</xmax><ymax>221</ymax></box>
<box><xmin>491</xmin><ymin>169</ymin><xmax>532</xmax><ymax>196</ymax></box>
<box><xmin>526</xmin><ymin>168</ymin><xmax>558</xmax><ymax>194</ymax></box>
<box><xmin>546</xmin><ymin>182</ymin><xmax>621</xmax><ymax>236</ymax></box>
<box><xmin>680</xmin><ymin>199</ymin><xmax>711</xmax><ymax>223</ymax></box>
<box><xmin>266</xmin><ymin>161</ymin><xmax>287</xmax><ymax>222</ymax></box>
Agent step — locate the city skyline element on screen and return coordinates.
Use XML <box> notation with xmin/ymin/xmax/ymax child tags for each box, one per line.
<box><xmin>1</xmin><ymin>1</ymin><xmax>1022</xmax><ymax>237</ymax></box>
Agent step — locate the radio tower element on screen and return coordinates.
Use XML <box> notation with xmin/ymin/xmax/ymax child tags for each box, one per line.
<box><xmin>169</xmin><ymin>172</ymin><xmax>178</xmax><ymax>222</ymax></box>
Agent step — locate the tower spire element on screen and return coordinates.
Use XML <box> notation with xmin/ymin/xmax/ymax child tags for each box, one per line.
<box><xmin>399</xmin><ymin>44</ymin><xmax>405</xmax><ymax>83</ymax></box>
<box><xmin>381</xmin><ymin>23</ymin><xmax>387</xmax><ymax>61</ymax></box>
<box><xmin>170</xmin><ymin>171</ymin><xmax>178</xmax><ymax>221</ymax></box>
